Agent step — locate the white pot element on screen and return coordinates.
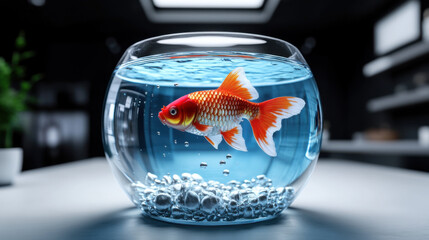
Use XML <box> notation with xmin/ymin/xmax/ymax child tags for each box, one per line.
<box><xmin>0</xmin><ymin>148</ymin><xmax>23</xmax><ymax>185</ymax></box>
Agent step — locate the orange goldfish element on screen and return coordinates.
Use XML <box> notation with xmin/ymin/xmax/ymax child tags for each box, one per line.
<box><xmin>158</xmin><ymin>67</ymin><xmax>305</xmax><ymax>157</ymax></box>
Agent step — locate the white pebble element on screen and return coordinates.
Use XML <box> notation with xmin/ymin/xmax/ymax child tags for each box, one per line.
<box><xmin>191</xmin><ymin>173</ymin><xmax>203</xmax><ymax>182</ymax></box>
<box><xmin>181</xmin><ymin>173</ymin><xmax>191</xmax><ymax>181</ymax></box>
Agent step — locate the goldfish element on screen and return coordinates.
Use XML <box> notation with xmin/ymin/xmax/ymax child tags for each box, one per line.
<box><xmin>158</xmin><ymin>67</ymin><xmax>305</xmax><ymax>157</ymax></box>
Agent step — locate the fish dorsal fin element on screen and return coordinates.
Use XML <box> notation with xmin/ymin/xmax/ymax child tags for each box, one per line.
<box><xmin>217</xmin><ymin>67</ymin><xmax>259</xmax><ymax>100</ymax></box>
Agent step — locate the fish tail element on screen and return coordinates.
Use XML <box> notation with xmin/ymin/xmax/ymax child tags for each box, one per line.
<box><xmin>250</xmin><ymin>97</ymin><xmax>305</xmax><ymax>157</ymax></box>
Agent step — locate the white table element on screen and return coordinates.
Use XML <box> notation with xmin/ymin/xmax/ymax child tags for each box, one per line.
<box><xmin>1</xmin><ymin>157</ymin><xmax>428</xmax><ymax>240</ymax></box>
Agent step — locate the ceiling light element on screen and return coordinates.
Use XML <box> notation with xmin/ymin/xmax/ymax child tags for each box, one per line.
<box><xmin>153</xmin><ymin>0</ymin><xmax>264</xmax><ymax>9</ymax></box>
<box><xmin>140</xmin><ymin>0</ymin><xmax>279</xmax><ymax>24</ymax></box>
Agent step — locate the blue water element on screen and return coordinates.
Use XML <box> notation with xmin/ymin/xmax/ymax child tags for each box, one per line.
<box><xmin>104</xmin><ymin>51</ymin><xmax>322</xmax><ymax>224</ymax></box>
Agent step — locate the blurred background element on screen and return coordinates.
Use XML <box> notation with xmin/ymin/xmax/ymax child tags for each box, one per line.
<box><xmin>1</xmin><ymin>0</ymin><xmax>428</xmax><ymax>171</ymax></box>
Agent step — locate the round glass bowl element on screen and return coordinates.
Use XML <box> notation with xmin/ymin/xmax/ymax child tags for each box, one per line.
<box><xmin>102</xmin><ymin>32</ymin><xmax>322</xmax><ymax>225</ymax></box>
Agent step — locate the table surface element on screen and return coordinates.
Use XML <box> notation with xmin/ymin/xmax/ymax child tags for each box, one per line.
<box><xmin>1</xmin><ymin>157</ymin><xmax>428</xmax><ymax>240</ymax></box>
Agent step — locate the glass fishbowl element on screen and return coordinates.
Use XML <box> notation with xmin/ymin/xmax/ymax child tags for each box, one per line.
<box><xmin>102</xmin><ymin>32</ymin><xmax>322</xmax><ymax>225</ymax></box>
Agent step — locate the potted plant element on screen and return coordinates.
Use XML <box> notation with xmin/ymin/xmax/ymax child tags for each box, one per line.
<box><xmin>0</xmin><ymin>32</ymin><xmax>41</xmax><ymax>185</ymax></box>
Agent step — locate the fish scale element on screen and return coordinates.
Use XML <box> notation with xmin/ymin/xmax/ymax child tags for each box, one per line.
<box><xmin>189</xmin><ymin>90</ymin><xmax>259</xmax><ymax>132</ymax></box>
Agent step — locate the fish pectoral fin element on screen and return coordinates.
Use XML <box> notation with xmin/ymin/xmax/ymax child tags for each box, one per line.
<box><xmin>217</xmin><ymin>67</ymin><xmax>259</xmax><ymax>100</ymax></box>
<box><xmin>205</xmin><ymin>135</ymin><xmax>222</xmax><ymax>149</ymax></box>
<box><xmin>221</xmin><ymin>125</ymin><xmax>247</xmax><ymax>152</ymax></box>
<box><xmin>194</xmin><ymin>121</ymin><xmax>212</xmax><ymax>133</ymax></box>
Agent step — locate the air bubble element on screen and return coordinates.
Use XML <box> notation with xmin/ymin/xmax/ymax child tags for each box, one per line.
<box><xmin>174</xmin><ymin>83</ymin><xmax>179</xmax><ymax>86</ymax></box>
<box><xmin>156</xmin><ymin>85</ymin><xmax>160</xmax><ymax>89</ymax></box>
<box><xmin>184</xmin><ymin>141</ymin><xmax>189</xmax><ymax>147</ymax></box>
<box><xmin>219</xmin><ymin>160</ymin><xmax>226</xmax><ymax>165</ymax></box>
<box><xmin>226</xmin><ymin>154</ymin><xmax>232</xmax><ymax>159</ymax></box>
<box><xmin>157</xmin><ymin>131</ymin><xmax>160</xmax><ymax>135</ymax></box>
<box><xmin>223</xmin><ymin>169</ymin><xmax>230</xmax><ymax>176</ymax></box>
<box><xmin>174</xmin><ymin>139</ymin><xmax>177</xmax><ymax>144</ymax></box>
<box><xmin>200</xmin><ymin>162</ymin><xmax>207</xmax><ymax>169</ymax></box>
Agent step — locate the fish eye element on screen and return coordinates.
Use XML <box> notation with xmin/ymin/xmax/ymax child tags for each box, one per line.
<box><xmin>169</xmin><ymin>107</ymin><xmax>178</xmax><ymax>116</ymax></box>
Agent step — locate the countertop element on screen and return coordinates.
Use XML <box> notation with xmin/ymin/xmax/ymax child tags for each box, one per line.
<box><xmin>1</xmin><ymin>157</ymin><xmax>428</xmax><ymax>240</ymax></box>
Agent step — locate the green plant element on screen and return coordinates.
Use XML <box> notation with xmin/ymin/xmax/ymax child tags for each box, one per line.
<box><xmin>0</xmin><ymin>32</ymin><xmax>41</xmax><ymax>148</ymax></box>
